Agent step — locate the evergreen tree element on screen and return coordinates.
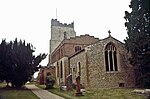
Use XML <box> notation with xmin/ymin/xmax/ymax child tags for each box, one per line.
<box><xmin>0</xmin><ymin>39</ymin><xmax>47</xmax><ymax>88</ymax></box>
<box><xmin>124</xmin><ymin>0</ymin><xmax>150</xmax><ymax>88</ymax></box>
<box><xmin>0</xmin><ymin>40</ymin><xmax>14</xmax><ymax>86</ymax></box>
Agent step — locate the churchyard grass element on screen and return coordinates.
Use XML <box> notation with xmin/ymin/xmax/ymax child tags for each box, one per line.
<box><xmin>36</xmin><ymin>84</ymin><xmax>146</xmax><ymax>99</ymax></box>
<box><xmin>0</xmin><ymin>82</ymin><xmax>39</xmax><ymax>99</ymax></box>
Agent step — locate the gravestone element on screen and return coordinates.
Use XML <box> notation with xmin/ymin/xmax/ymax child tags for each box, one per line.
<box><xmin>45</xmin><ymin>73</ymin><xmax>55</xmax><ymax>89</ymax></box>
<box><xmin>66</xmin><ymin>74</ymin><xmax>73</xmax><ymax>91</ymax></box>
<box><xmin>75</xmin><ymin>76</ymin><xmax>83</xmax><ymax>96</ymax></box>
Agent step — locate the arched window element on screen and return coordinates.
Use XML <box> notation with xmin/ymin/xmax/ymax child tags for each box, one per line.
<box><xmin>105</xmin><ymin>43</ymin><xmax>118</xmax><ymax>71</ymax></box>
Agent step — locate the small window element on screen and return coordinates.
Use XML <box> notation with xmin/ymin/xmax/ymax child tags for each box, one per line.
<box><xmin>78</xmin><ymin>62</ymin><xmax>81</xmax><ymax>76</ymax></box>
<box><xmin>119</xmin><ymin>83</ymin><xmax>125</xmax><ymax>87</ymax></box>
<box><xmin>75</xmin><ymin>46</ymin><xmax>81</xmax><ymax>52</ymax></box>
<box><xmin>64</xmin><ymin>32</ymin><xmax>67</xmax><ymax>39</ymax></box>
<box><xmin>60</xmin><ymin>61</ymin><xmax>63</xmax><ymax>78</ymax></box>
<box><xmin>57</xmin><ymin>62</ymin><xmax>59</xmax><ymax>77</ymax></box>
<box><xmin>73</xmin><ymin>68</ymin><xmax>75</xmax><ymax>72</ymax></box>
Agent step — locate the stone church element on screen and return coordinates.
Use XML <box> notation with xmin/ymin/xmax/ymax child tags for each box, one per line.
<box><xmin>69</xmin><ymin>35</ymin><xmax>135</xmax><ymax>88</ymax></box>
<box><xmin>48</xmin><ymin>19</ymin><xmax>135</xmax><ymax>88</ymax></box>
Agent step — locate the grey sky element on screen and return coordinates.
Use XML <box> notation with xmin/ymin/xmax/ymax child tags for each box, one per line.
<box><xmin>0</xmin><ymin>0</ymin><xmax>131</xmax><ymax>66</ymax></box>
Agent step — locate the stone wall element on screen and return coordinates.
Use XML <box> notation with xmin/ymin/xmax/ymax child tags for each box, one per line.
<box><xmin>69</xmin><ymin>50</ymin><xmax>88</xmax><ymax>87</ymax></box>
<box><xmin>49</xmin><ymin>19</ymin><xmax>76</xmax><ymax>64</ymax></box>
<box><xmin>51</xmin><ymin>34</ymin><xmax>99</xmax><ymax>86</ymax></box>
<box><xmin>51</xmin><ymin>34</ymin><xmax>99</xmax><ymax>63</ymax></box>
<box><xmin>69</xmin><ymin>36</ymin><xmax>135</xmax><ymax>88</ymax></box>
<box><xmin>87</xmin><ymin>36</ymin><xmax>135</xmax><ymax>88</ymax></box>
<box><xmin>50</xmin><ymin>19</ymin><xmax>76</xmax><ymax>54</ymax></box>
<box><xmin>53</xmin><ymin>57</ymin><xmax>69</xmax><ymax>85</ymax></box>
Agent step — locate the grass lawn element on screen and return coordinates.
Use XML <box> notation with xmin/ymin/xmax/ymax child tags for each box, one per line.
<box><xmin>0</xmin><ymin>82</ymin><xmax>39</xmax><ymax>99</ymax></box>
<box><xmin>36</xmin><ymin>84</ymin><xmax>147</xmax><ymax>99</ymax></box>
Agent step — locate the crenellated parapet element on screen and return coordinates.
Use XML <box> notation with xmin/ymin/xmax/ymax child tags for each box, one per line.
<box><xmin>68</xmin><ymin>34</ymin><xmax>99</xmax><ymax>41</ymax></box>
<box><xmin>51</xmin><ymin>19</ymin><xmax>74</xmax><ymax>28</ymax></box>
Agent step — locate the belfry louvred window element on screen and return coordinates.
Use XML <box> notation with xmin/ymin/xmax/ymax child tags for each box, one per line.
<box><xmin>105</xmin><ymin>43</ymin><xmax>118</xmax><ymax>71</ymax></box>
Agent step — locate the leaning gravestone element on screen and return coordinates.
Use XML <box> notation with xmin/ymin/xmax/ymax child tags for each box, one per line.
<box><xmin>75</xmin><ymin>76</ymin><xmax>83</xmax><ymax>96</ymax></box>
<box><xmin>66</xmin><ymin>74</ymin><xmax>73</xmax><ymax>91</ymax></box>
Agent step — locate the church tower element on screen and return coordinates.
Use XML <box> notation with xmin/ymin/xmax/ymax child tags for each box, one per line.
<box><xmin>49</xmin><ymin>19</ymin><xmax>76</xmax><ymax>64</ymax></box>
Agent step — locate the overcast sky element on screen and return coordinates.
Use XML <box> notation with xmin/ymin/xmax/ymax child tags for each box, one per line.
<box><xmin>0</xmin><ymin>0</ymin><xmax>131</xmax><ymax>66</ymax></box>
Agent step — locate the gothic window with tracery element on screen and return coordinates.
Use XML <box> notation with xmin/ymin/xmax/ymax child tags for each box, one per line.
<box><xmin>105</xmin><ymin>43</ymin><xmax>118</xmax><ymax>71</ymax></box>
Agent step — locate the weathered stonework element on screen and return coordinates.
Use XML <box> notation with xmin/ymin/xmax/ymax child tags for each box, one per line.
<box><xmin>53</xmin><ymin>57</ymin><xmax>69</xmax><ymax>85</ymax></box>
<box><xmin>50</xmin><ymin>34</ymin><xmax>99</xmax><ymax>85</ymax></box>
<box><xmin>48</xmin><ymin>19</ymin><xmax>135</xmax><ymax>89</ymax></box>
<box><xmin>69</xmin><ymin>50</ymin><xmax>88</xmax><ymax>87</ymax></box>
<box><xmin>49</xmin><ymin>19</ymin><xmax>76</xmax><ymax>64</ymax></box>
<box><xmin>69</xmin><ymin>36</ymin><xmax>135</xmax><ymax>88</ymax></box>
<box><xmin>50</xmin><ymin>19</ymin><xmax>76</xmax><ymax>54</ymax></box>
